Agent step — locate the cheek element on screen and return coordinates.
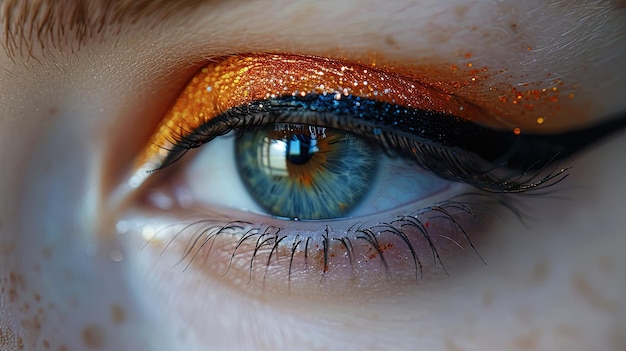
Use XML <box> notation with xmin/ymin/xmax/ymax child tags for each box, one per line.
<box><xmin>436</xmin><ymin>135</ymin><xmax>626</xmax><ymax>350</ymax></box>
<box><xmin>0</xmin><ymin>111</ymin><xmax>164</xmax><ymax>351</ymax></box>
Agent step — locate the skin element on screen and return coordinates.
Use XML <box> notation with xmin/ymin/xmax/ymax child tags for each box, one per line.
<box><xmin>1</xmin><ymin>0</ymin><xmax>625</xmax><ymax>350</ymax></box>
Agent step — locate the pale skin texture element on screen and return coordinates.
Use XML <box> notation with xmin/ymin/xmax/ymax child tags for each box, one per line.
<box><xmin>1</xmin><ymin>0</ymin><xmax>626</xmax><ymax>350</ymax></box>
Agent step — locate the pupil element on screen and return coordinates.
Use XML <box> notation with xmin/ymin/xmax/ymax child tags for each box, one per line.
<box><xmin>286</xmin><ymin>134</ymin><xmax>318</xmax><ymax>165</ymax></box>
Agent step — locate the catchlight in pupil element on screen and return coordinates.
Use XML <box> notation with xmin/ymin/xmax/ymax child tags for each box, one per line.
<box><xmin>236</xmin><ymin>124</ymin><xmax>379</xmax><ymax>220</ymax></box>
<box><xmin>286</xmin><ymin>133</ymin><xmax>317</xmax><ymax>165</ymax></box>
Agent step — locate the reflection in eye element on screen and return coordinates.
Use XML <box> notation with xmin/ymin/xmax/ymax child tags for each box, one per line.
<box><xmin>126</xmin><ymin>54</ymin><xmax>626</xmax><ymax>291</ymax></box>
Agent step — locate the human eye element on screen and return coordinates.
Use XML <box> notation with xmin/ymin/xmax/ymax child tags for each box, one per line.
<box><xmin>3</xmin><ymin>1</ymin><xmax>626</xmax><ymax>351</ymax></box>
<box><xmin>115</xmin><ymin>53</ymin><xmax>625</xmax><ymax>295</ymax></box>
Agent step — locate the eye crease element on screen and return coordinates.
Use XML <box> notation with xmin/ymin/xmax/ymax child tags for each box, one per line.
<box><xmin>124</xmin><ymin>53</ymin><xmax>626</xmax><ymax>293</ymax></box>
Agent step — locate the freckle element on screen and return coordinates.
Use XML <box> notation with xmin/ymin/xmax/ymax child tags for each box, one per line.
<box><xmin>445</xmin><ymin>338</ymin><xmax>464</xmax><ymax>351</ymax></box>
<box><xmin>384</xmin><ymin>35</ymin><xmax>398</xmax><ymax>47</ymax></box>
<box><xmin>63</xmin><ymin>270</ymin><xmax>72</xmax><ymax>282</ymax></box>
<box><xmin>82</xmin><ymin>324</ymin><xmax>105</xmax><ymax>349</ymax></box>
<box><xmin>511</xmin><ymin>330</ymin><xmax>539</xmax><ymax>350</ymax></box>
<box><xmin>8</xmin><ymin>289</ymin><xmax>17</xmax><ymax>303</ymax></box>
<box><xmin>610</xmin><ymin>323</ymin><xmax>626</xmax><ymax>351</ymax></box>
<box><xmin>515</xmin><ymin>307</ymin><xmax>533</xmax><ymax>323</ymax></box>
<box><xmin>572</xmin><ymin>273</ymin><xmax>617</xmax><ymax>312</ymax></box>
<box><xmin>110</xmin><ymin>304</ymin><xmax>125</xmax><ymax>324</ymax></box>
<box><xmin>30</xmin><ymin>315</ymin><xmax>42</xmax><ymax>331</ymax></box>
<box><xmin>43</xmin><ymin>339</ymin><xmax>50</xmax><ymax>349</ymax></box>
<box><xmin>482</xmin><ymin>291</ymin><xmax>493</xmax><ymax>307</ymax></box>
<box><xmin>42</xmin><ymin>247</ymin><xmax>53</xmax><ymax>260</ymax></box>
<box><xmin>33</xmin><ymin>292</ymin><xmax>41</xmax><ymax>302</ymax></box>
<box><xmin>20</xmin><ymin>319</ymin><xmax>32</xmax><ymax>330</ymax></box>
<box><xmin>58</xmin><ymin>345</ymin><xmax>68</xmax><ymax>351</ymax></box>
<box><xmin>68</xmin><ymin>296</ymin><xmax>79</xmax><ymax>308</ymax></box>
<box><xmin>556</xmin><ymin>324</ymin><xmax>580</xmax><ymax>339</ymax></box>
<box><xmin>1</xmin><ymin>240</ymin><xmax>16</xmax><ymax>255</ymax></box>
<box><xmin>529</xmin><ymin>260</ymin><xmax>549</xmax><ymax>284</ymax></box>
<box><xmin>598</xmin><ymin>256</ymin><xmax>615</xmax><ymax>271</ymax></box>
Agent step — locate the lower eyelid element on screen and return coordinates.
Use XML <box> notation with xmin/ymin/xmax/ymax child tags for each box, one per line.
<box><xmin>121</xmin><ymin>189</ymin><xmax>501</xmax><ymax>297</ymax></box>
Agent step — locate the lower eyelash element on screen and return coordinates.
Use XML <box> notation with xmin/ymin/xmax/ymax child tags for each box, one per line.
<box><xmin>145</xmin><ymin>192</ymin><xmax>522</xmax><ymax>290</ymax></box>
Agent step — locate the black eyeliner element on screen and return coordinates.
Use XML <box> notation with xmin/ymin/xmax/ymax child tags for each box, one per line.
<box><xmin>163</xmin><ymin>94</ymin><xmax>626</xmax><ymax>191</ymax></box>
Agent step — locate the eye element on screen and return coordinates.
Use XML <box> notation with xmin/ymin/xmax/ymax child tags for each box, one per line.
<box><xmin>177</xmin><ymin>124</ymin><xmax>451</xmax><ymax>220</ymax></box>
<box><xmin>122</xmin><ymin>53</ymin><xmax>624</xmax><ymax>294</ymax></box>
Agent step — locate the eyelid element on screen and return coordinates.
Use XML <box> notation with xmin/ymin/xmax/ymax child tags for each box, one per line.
<box><xmin>127</xmin><ymin>53</ymin><xmax>626</xmax><ymax>194</ymax></box>
<box><xmin>134</xmin><ymin>53</ymin><xmax>493</xmax><ymax>173</ymax></box>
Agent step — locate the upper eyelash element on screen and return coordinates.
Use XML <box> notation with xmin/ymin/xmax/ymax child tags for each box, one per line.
<box><xmin>134</xmin><ymin>53</ymin><xmax>626</xmax><ymax>194</ymax></box>
<box><xmin>155</xmin><ymin>93</ymin><xmax>626</xmax><ymax>194</ymax></box>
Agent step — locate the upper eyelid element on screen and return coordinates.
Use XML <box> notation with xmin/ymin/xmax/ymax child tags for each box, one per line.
<box><xmin>125</xmin><ymin>53</ymin><xmax>626</xmax><ymax>198</ymax></box>
<box><xmin>127</xmin><ymin>53</ymin><xmax>487</xmax><ymax>187</ymax></box>
<box><xmin>136</xmin><ymin>54</ymin><xmax>491</xmax><ymax>167</ymax></box>
<box><xmin>131</xmin><ymin>53</ymin><xmax>618</xmax><ymax>166</ymax></box>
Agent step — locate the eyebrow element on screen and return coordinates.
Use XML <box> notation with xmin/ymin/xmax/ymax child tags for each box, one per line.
<box><xmin>1</xmin><ymin>0</ymin><xmax>209</xmax><ymax>58</ymax></box>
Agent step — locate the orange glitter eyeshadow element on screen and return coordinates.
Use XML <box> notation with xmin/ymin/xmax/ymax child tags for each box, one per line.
<box><xmin>135</xmin><ymin>53</ymin><xmax>493</xmax><ymax>171</ymax></box>
<box><xmin>131</xmin><ymin>53</ymin><xmax>585</xmax><ymax>184</ymax></box>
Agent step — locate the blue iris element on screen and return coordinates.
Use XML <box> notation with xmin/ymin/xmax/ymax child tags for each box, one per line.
<box><xmin>235</xmin><ymin>124</ymin><xmax>379</xmax><ymax>220</ymax></box>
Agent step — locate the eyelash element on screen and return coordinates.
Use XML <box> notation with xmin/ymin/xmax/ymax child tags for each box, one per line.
<box><xmin>150</xmin><ymin>193</ymin><xmax>517</xmax><ymax>286</ymax></box>
<box><xmin>146</xmin><ymin>98</ymin><xmax>561</xmax><ymax>284</ymax></box>
<box><xmin>135</xmin><ymin>54</ymin><xmax>626</xmax><ymax>287</ymax></box>
<box><xmin>158</xmin><ymin>93</ymin><xmax>569</xmax><ymax>193</ymax></box>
